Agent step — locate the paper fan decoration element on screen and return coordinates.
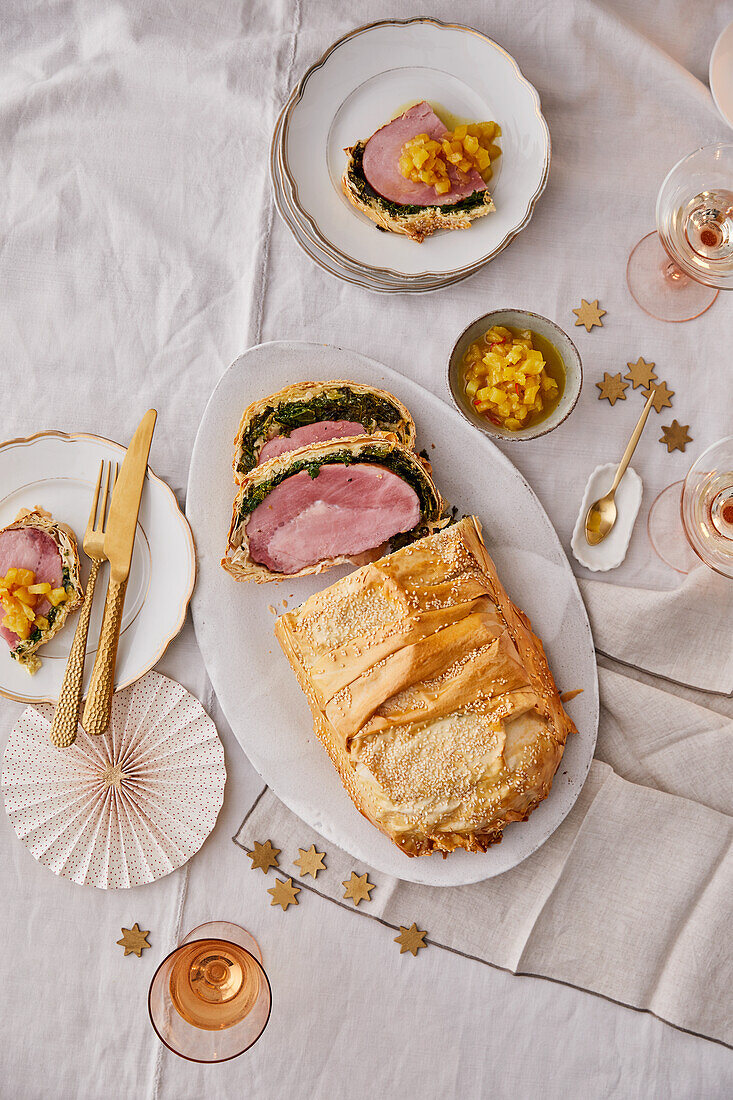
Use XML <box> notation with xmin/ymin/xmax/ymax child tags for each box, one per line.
<box><xmin>2</xmin><ymin>671</ymin><xmax>226</xmax><ymax>888</ymax></box>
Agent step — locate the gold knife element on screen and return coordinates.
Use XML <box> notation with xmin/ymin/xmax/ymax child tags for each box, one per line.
<box><xmin>81</xmin><ymin>410</ymin><xmax>157</xmax><ymax>736</ymax></box>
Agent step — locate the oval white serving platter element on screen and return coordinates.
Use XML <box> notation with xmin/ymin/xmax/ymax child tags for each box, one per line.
<box><xmin>0</xmin><ymin>431</ymin><xmax>195</xmax><ymax>704</ymax></box>
<box><xmin>280</xmin><ymin>19</ymin><xmax>550</xmax><ymax>281</ymax></box>
<box><xmin>187</xmin><ymin>342</ymin><xmax>598</xmax><ymax>886</ymax></box>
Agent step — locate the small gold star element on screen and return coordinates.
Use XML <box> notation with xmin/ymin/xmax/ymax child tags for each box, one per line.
<box><xmin>572</xmin><ymin>298</ymin><xmax>606</xmax><ymax>331</ymax></box>
<box><xmin>394</xmin><ymin>923</ymin><xmax>428</xmax><ymax>956</ymax></box>
<box><xmin>625</xmin><ymin>357</ymin><xmax>657</xmax><ymax>389</ymax></box>
<box><xmin>293</xmin><ymin>844</ymin><xmax>326</xmax><ymax>879</ymax></box>
<box><xmin>642</xmin><ymin>379</ymin><xmax>674</xmax><ymax>413</ymax></box>
<box><xmin>596</xmin><ymin>372</ymin><xmax>629</xmax><ymax>405</ymax></box>
<box><xmin>247</xmin><ymin>840</ymin><xmax>281</xmax><ymax>874</ymax></box>
<box><xmin>117</xmin><ymin>924</ymin><xmax>150</xmax><ymax>957</ymax></box>
<box><xmin>267</xmin><ymin>876</ymin><xmax>300</xmax><ymax>910</ymax></box>
<box><xmin>660</xmin><ymin>420</ymin><xmax>692</xmax><ymax>453</ymax></box>
<box><xmin>342</xmin><ymin>871</ymin><xmax>375</xmax><ymax>906</ymax></box>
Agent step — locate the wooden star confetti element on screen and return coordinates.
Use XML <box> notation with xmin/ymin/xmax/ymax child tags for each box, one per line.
<box><xmin>394</xmin><ymin>923</ymin><xmax>428</xmax><ymax>957</ymax></box>
<box><xmin>596</xmin><ymin>372</ymin><xmax>629</xmax><ymax>405</ymax></box>
<box><xmin>572</xmin><ymin>298</ymin><xmax>606</xmax><ymax>331</ymax></box>
<box><xmin>624</xmin><ymin>357</ymin><xmax>657</xmax><ymax>389</ymax></box>
<box><xmin>660</xmin><ymin>420</ymin><xmax>692</xmax><ymax>453</ymax></box>
<box><xmin>117</xmin><ymin>924</ymin><xmax>150</xmax><ymax>957</ymax></box>
<box><xmin>293</xmin><ymin>844</ymin><xmax>326</xmax><ymax>879</ymax></box>
<box><xmin>247</xmin><ymin>840</ymin><xmax>281</xmax><ymax>874</ymax></box>
<box><xmin>342</xmin><ymin>871</ymin><xmax>375</xmax><ymax>906</ymax></box>
<box><xmin>642</xmin><ymin>379</ymin><xmax>674</xmax><ymax>413</ymax></box>
<box><xmin>267</xmin><ymin>876</ymin><xmax>300</xmax><ymax>910</ymax></box>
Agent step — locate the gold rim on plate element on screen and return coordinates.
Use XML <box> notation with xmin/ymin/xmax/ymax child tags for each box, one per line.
<box><xmin>278</xmin><ymin>17</ymin><xmax>551</xmax><ymax>283</ymax></box>
<box><xmin>272</xmin><ymin>93</ymin><xmax>493</xmax><ymax>293</ymax></box>
<box><xmin>271</xmin><ymin>102</ymin><xmax>471</xmax><ymax>292</ymax></box>
<box><xmin>0</xmin><ymin>429</ymin><xmax>196</xmax><ymax>704</ymax></box>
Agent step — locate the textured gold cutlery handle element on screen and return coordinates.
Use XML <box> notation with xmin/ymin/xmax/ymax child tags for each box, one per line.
<box><xmin>81</xmin><ymin>575</ymin><xmax>128</xmax><ymax>737</ymax></box>
<box><xmin>50</xmin><ymin>559</ymin><xmax>103</xmax><ymax>748</ymax></box>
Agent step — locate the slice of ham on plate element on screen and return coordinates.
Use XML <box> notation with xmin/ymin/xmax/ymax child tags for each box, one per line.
<box><xmin>0</xmin><ymin>527</ymin><xmax>63</xmax><ymax>646</ymax></box>
<box><xmin>257</xmin><ymin>421</ymin><xmax>366</xmax><ymax>465</ymax></box>
<box><xmin>362</xmin><ymin>101</ymin><xmax>487</xmax><ymax>207</ymax></box>
<box><xmin>247</xmin><ymin>464</ymin><xmax>421</xmax><ymax>574</ymax></box>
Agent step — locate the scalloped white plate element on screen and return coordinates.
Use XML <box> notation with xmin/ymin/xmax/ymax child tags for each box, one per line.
<box><xmin>187</xmin><ymin>342</ymin><xmax>598</xmax><ymax>887</ymax></box>
<box><xmin>280</xmin><ymin>19</ymin><xmax>550</xmax><ymax>281</ymax></box>
<box><xmin>0</xmin><ymin>431</ymin><xmax>195</xmax><ymax>703</ymax></box>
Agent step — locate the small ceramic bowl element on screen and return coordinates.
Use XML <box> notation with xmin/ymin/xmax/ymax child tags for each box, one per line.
<box><xmin>447</xmin><ymin>309</ymin><xmax>582</xmax><ymax>442</ymax></box>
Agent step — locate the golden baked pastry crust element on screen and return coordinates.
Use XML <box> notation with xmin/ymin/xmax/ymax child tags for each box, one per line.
<box><xmin>274</xmin><ymin>517</ymin><xmax>576</xmax><ymax>857</ymax></box>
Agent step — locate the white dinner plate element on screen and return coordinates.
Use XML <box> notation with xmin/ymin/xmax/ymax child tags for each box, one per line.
<box><xmin>0</xmin><ymin>431</ymin><xmax>195</xmax><ymax>704</ymax></box>
<box><xmin>710</xmin><ymin>19</ymin><xmax>733</xmax><ymax>130</ymax></box>
<box><xmin>272</xmin><ymin>99</ymin><xmax>466</xmax><ymax>293</ymax></box>
<box><xmin>280</xmin><ymin>19</ymin><xmax>550</xmax><ymax>281</ymax></box>
<box><xmin>272</xmin><ymin>97</ymin><xmax>482</xmax><ymax>293</ymax></box>
<box><xmin>187</xmin><ymin>342</ymin><xmax>598</xmax><ymax>887</ymax></box>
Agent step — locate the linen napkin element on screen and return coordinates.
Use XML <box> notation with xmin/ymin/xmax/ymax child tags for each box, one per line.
<box><xmin>234</xmin><ymin>666</ymin><xmax>733</xmax><ymax>1047</ymax></box>
<box><xmin>579</xmin><ymin>569</ymin><xmax>733</xmax><ymax>694</ymax></box>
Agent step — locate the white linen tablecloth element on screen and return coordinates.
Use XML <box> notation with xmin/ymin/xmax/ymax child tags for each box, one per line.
<box><xmin>2</xmin><ymin>1</ymin><xmax>733</xmax><ymax>1097</ymax></box>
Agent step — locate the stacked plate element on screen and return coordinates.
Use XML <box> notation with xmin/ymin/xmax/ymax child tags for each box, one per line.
<box><xmin>271</xmin><ymin>19</ymin><xmax>551</xmax><ymax>293</ymax></box>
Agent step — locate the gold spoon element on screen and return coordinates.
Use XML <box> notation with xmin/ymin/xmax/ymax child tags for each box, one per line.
<box><xmin>585</xmin><ymin>389</ymin><xmax>656</xmax><ymax>546</ymax></box>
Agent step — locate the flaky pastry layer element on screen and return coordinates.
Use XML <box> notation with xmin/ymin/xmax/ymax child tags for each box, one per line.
<box><xmin>274</xmin><ymin>517</ymin><xmax>576</xmax><ymax>858</ymax></box>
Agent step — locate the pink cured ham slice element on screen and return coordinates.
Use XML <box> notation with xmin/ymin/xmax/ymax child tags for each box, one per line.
<box><xmin>247</xmin><ymin>464</ymin><xmax>421</xmax><ymax>574</ymax></box>
<box><xmin>0</xmin><ymin>527</ymin><xmax>63</xmax><ymax>646</ymax></box>
<box><xmin>361</xmin><ymin>101</ymin><xmax>487</xmax><ymax>207</ymax></box>
<box><xmin>257</xmin><ymin>421</ymin><xmax>366</xmax><ymax>465</ymax></box>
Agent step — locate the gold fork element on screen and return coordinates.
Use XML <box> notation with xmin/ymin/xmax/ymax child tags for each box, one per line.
<box><xmin>50</xmin><ymin>460</ymin><xmax>117</xmax><ymax>748</ymax></box>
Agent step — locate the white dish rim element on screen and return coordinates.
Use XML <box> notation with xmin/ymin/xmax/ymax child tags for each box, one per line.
<box><xmin>279</xmin><ymin>17</ymin><xmax>551</xmax><ymax>281</ymax></box>
<box><xmin>0</xmin><ymin>429</ymin><xmax>196</xmax><ymax>704</ymax></box>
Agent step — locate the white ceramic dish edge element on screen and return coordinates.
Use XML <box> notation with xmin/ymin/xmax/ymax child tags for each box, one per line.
<box><xmin>186</xmin><ymin>341</ymin><xmax>599</xmax><ymax>887</ymax></box>
<box><xmin>571</xmin><ymin>464</ymin><xmax>643</xmax><ymax>572</ymax></box>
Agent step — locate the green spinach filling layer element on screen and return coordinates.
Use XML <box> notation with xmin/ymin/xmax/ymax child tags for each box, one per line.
<box><xmin>237</xmin><ymin>386</ymin><xmax>407</xmax><ymax>475</ymax></box>
<box><xmin>347</xmin><ymin>142</ymin><xmax>488</xmax><ymax>218</ymax></box>
<box><xmin>237</xmin><ymin>445</ymin><xmax>440</xmax><ymax>531</ymax></box>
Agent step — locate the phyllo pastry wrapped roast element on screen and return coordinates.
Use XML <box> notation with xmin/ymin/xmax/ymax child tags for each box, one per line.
<box><xmin>274</xmin><ymin>517</ymin><xmax>575</xmax><ymax>857</ymax></box>
<box><xmin>0</xmin><ymin>507</ymin><xmax>83</xmax><ymax>675</ymax></box>
<box><xmin>232</xmin><ymin>380</ymin><xmax>416</xmax><ymax>481</ymax></box>
<box><xmin>223</xmin><ymin>435</ymin><xmax>443</xmax><ymax>583</ymax></box>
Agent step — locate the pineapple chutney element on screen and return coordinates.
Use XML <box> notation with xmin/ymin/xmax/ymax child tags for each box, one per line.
<box><xmin>462</xmin><ymin>325</ymin><xmax>565</xmax><ymax>432</ymax></box>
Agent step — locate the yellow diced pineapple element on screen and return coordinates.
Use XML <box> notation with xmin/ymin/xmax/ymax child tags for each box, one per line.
<box><xmin>14</xmin><ymin>587</ymin><xmax>37</xmax><ymax>607</ymax></box>
<box><xmin>35</xmin><ymin>616</ymin><xmax>49</xmax><ymax>631</ymax></box>
<box><xmin>462</xmin><ymin>320</ymin><xmax>560</xmax><ymax>431</ymax></box>
<box><xmin>49</xmin><ymin>587</ymin><xmax>68</xmax><ymax>607</ymax></box>
<box><xmin>28</xmin><ymin>582</ymin><xmax>52</xmax><ymax>595</ymax></box>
